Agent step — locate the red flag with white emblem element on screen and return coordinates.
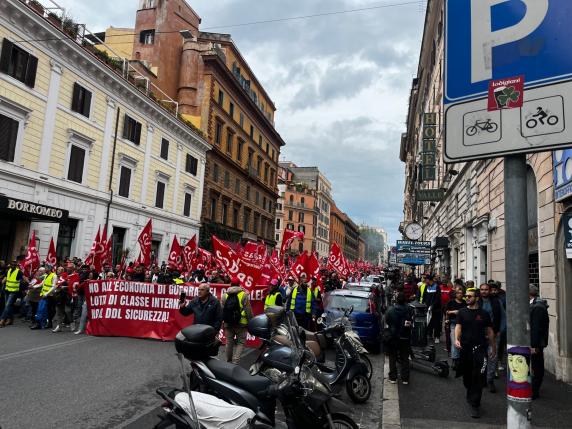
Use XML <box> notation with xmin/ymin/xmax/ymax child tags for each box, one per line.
<box><xmin>23</xmin><ymin>230</ymin><xmax>40</xmax><ymax>276</ymax></box>
<box><xmin>44</xmin><ymin>237</ymin><xmax>57</xmax><ymax>266</ymax></box>
<box><xmin>168</xmin><ymin>236</ymin><xmax>183</xmax><ymax>271</ymax></box>
<box><xmin>137</xmin><ymin>219</ymin><xmax>152</xmax><ymax>267</ymax></box>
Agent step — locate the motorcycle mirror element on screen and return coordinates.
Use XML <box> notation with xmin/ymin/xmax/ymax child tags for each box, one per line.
<box><xmin>295</xmin><ymin>366</ymin><xmax>300</xmax><ymax>375</ymax></box>
<box><xmin>317</xmin><ymin>317</ymin><xmax>323</xmax><ymax>325</ymax></box>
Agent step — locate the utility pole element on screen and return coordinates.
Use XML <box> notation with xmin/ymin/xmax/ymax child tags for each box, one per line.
<box><xmin>504</xmin><ymin>154</ymin><xmax>532</xmax><ymax>428</ymax></box>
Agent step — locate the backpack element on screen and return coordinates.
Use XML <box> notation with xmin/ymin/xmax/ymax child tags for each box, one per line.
<box><xmin>223</xmin><ymin>293</ymin><xmax>242</xmax><ymax>325</ymax></box>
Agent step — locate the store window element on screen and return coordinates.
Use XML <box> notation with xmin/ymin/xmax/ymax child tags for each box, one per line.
<box><xmin>56</xmin><ymin>219</ymin><xmax>79</xmax><ymax>260</ymax></box>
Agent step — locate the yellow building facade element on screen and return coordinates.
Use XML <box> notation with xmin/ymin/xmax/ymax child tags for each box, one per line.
<box><xmin>0</xmin><ymin>0</ymin><xmax>208</xmax><ymax>263</ymax></box>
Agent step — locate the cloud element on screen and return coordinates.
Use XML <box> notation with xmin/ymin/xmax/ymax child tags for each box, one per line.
<box><xmin>57</xmin><ymin>0</ymin><xmax>424</xmax><ymax>245</ymax></box>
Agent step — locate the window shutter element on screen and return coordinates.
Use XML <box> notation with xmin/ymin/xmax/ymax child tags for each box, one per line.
<box><xmin>192</xmin><ymin>157</ymin><xmax>198</xmax><ymax>175</ymax></box>
<box><xmin>122</xmin><ymin>114</ymin><xmax>130</xmax><ymax>139</ymax></box>
<box><xmin>119</xmin><ymin>166</ymin><xmax>131</xmax><ymax>198</ymax></box>
<box><xmin>134</xmin><ymin>122</ymin><xmax>142</xmax><ymax>144</ymax></box>
<box><xmin>24</xmin><ymin>55</ymin><xmax>38</xmax><ymax>88</ymax></box>
<box><xmin>67</xmin><ymin>145</ymin><xmax>85</xmax><ymax>183</ymax></box>
<box><xmin>139</xmin><ymin>32</ymin><xmax>145</xmax><ymax>43</ymax></box>
<box><xmin>184</xmin><ymin>193</ymin><xmax>192</xmax><ymax>217</ymax></box>
<box><xmin>71</xmin><ymin>83</ymin><xmax>81</xmax><ymax>113</ymax></box>
<box><xmin>0</xmin><ymin>114</ymin><xmax>19</xmax><ymax>162</ymax></box>
<box><xmin>155</xmin><ymin>182</ymin><xmax>165</xmax><ymax>208</ymax></box>
<box><xmin>0</xmin><ymin>39</ymin><xmax>14</xmax><ymax>74</ymax></box>
<box><xmin>185</xmin><ymin>154</ymin><xmax>191</xmax><ymax>172</ymax></box>
<box><xmin>82</xmin><ymin>89</ymin><xmax>92</xmax><ymax>117</ymax></box>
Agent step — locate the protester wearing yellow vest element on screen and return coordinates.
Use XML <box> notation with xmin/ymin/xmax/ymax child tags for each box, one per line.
<box><xmin>286</xmin><ymin>273</ymin><xmax>316</xmax><ymax>330</ymax></box>
<box><xmin>0</xmin><ymin>260</ymin><xmax>27</xmax><ymax>327</ymax></box>
<box><xmin>221</xmin><ymin>277</ymin><xmax>253</xmax><ymax>364</ymax></box>
<box><xmin>41</xmin><ymin>265</ymin><xmax>58</xmax><ymax>329</ymax></box>
<box><xmin>264</xmin><ymin>279</ymin><xmax>284</xmax><ymax>310</ymax></box>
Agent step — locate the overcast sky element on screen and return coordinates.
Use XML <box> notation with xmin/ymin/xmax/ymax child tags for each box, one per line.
<box><xmin>55</xmin><ymin>0</ymin><xmax>425</xmax><ymax>244</ymax></box>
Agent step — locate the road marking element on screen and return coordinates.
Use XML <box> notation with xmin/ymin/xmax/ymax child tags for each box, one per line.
<box><xmin>0</xmin><ymin>336</ymin><xmax>96</xmax><ymax>362</ymax></box>
<box><xmin>382</xmin><ymin>356</ymin><xmax>402</xmax><ymax>429</ymax></box>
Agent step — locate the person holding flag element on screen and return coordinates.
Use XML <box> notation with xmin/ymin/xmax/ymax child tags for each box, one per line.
<box><xmin>0</xmin><ymin>257</ymin><xmax>28</xmax><ymax>328</ymax></box>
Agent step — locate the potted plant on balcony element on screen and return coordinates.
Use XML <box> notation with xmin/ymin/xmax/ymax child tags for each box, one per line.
<box><xmin>63</xmin><ymin>15</ymin><xmax>79</xmax><ymax>39</ymax></box>
<box><xmin>28</xmin><ymin>0</ymin><xmax>45</xmax><ymax>16</ymax></box>
<box><xmin>47</xmin><ymin>11</ymin><xmax>62</xmax><ymax>28</ymax></box>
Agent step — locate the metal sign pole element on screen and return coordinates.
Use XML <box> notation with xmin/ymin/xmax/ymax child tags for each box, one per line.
<box><xmin>503</xmin><ymin>154</ymin><xmax>532</xmax><ymax>428</ymax></box>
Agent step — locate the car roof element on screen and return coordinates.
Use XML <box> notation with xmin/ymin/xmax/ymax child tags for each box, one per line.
<box><xmin>329</xmin><ymin>289</ymin><xmax>371</xmax><ymax>298</ymax></box>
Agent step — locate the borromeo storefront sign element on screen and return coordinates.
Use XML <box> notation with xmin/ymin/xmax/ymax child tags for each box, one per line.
<box><xmin>0</xmin><ymin>196</ymin><xmax>69</xmax><ymax>222</ymax></box>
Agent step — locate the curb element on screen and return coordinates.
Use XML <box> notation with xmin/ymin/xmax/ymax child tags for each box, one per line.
<box><xmin>381</xmin><ymin>357</ymin><xmax>401</xmax><ymax>429</ymax></box>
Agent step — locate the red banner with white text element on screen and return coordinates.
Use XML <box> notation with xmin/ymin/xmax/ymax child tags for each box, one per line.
<box><xmin>85</xmin><ymin>280</ymin><xmax>267</xmax><ymax>343</ymax></box>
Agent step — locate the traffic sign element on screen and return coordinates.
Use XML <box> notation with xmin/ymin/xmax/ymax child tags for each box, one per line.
<box><xmin>396</xmin><ymin>240</ymin><xmax>431</xmax><ymax>266</ymax></box>
<box><xmin>444</xmin><ymin>0</ymin><xmax>572</xmax><ymax>162</ymax></box>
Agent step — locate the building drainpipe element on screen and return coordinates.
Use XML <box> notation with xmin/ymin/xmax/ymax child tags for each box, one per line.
<box><xmin>105</xmin><ymin>108</ymin><xmax>121</xmax><ymax>230</ymax></box>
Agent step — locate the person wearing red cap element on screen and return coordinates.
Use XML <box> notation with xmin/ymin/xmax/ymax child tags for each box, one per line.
<box><xmin>264</xmin><ymin>279</ymin><xmax>283</xmax><ymax>310</ymax></box>
<box><xmin>221</xmin><ymin>277</ymin><xmax>253</xmax><ymax>364</ymax></box>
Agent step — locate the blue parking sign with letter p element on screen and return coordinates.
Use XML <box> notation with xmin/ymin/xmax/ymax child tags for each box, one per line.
<box><xmin>445</xmin><ymin>0</ymin><xmax>572</xmax><ymax>104</ymax></box>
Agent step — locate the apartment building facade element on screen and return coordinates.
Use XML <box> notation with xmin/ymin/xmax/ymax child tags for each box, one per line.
<box><xmin>400</xmin><ymin>0</ymin><xmax>572</xmax><ymax>382</ymax></box>
<box><xmin>128</xmin><ymin>0</ymin><xmax>285</xmax><ymax>249</ymax></box>
<box><xmin>286</xmin><ymin>166</ymin><xmax>332</xmax><ymax>258</ymax></box>
<box><xmin>0</xmin><ymin>0</ymin><xmax>208</xmax><ymax>264</ymax></box>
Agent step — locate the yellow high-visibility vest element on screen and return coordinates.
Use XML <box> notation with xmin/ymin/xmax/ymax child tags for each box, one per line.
<box><xmin>41</xmin><ymin>272</ymin><xmax>55</xmax><ymax>297</ymax></box>
<box><xmin>419</xmin><ymin>283</ymin><xmax>426</xmax><ymax>304</ymax></box>
<box><xmin>290</xmin><ymin>286</ymin><xmax>312</xmax><ymax>314</ymax></box>
<box><xmin>264</xmin><ymin>291</ymin><xmax>281</xmax><ymax>310</ymax></box>
<box><xmin>5</xmin><ymin>268</ymin><xmax>21</xmax><ymax>293</ymax></box>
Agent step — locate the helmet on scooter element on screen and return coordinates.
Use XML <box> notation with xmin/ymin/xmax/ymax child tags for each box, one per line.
<box><xmin>248</xmin><ymin>314</ymin><xmax>272</xmax><ymax>339</ymax></box>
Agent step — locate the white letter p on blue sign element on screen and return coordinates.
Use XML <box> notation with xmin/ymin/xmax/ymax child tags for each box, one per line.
<box><xmin>470</xmin><ymin>0</ymin><xmax>549</xmax><ymax>83</ymax></box>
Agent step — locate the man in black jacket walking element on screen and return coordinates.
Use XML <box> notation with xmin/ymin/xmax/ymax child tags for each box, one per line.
<box><xmin>179</xmin><ymin>283</ymin><xmax>223</xmax><ymax>332</ymax></box>
<box><xmin>530</xmin><ymin>284</ymin><xmax>549</xmax><ymax>400</ymax></box>
<box><xmin>386</xmin><ymin>292</ymin><xmax>412</xmax><ymax>384</ymax></box>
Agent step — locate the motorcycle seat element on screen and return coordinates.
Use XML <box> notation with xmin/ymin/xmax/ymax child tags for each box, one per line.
<box><xmin>205</xmin><ymin>359</ymin><xmax>272</xmax><ymax>396</ymax></box>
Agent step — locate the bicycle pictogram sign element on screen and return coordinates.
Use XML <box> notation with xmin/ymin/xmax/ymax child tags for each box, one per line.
<box><xmin>465</xmin><ymin>119</ymin><xmax>499</xmax><ymax>136</ymax></box>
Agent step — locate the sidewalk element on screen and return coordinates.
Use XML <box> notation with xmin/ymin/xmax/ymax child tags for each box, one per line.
<box><xmin>384</xmin><ymin>339</ymin><xmax>572</xmax><ymax>428</ymax></box>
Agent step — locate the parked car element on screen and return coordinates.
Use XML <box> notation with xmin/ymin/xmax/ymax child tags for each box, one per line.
<box><xmin>323</xmin><ymin>289</ymin><xmax>382</xmax><ymax>353</ymax></box>
<box><xmin>345</xmin><ymin>282</ymin><xmax>385</xmax><ymax>313</ymax></box>
<box><xmin>365</xmin><ymin>275</ymin><xmax>385</xmax><ymax>285</ymax></box>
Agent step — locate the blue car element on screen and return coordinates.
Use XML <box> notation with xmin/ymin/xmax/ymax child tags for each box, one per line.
<box><xmin>323</xmin><ymin>289</ymin><xmax>382</xmax><ymax>353</ymax></box>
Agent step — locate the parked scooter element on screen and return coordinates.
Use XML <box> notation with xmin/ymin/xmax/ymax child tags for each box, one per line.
<box><xmin>155</xmin><ymin>353</ymin><xmax>271</xmax><ymax>429</ymax></box>
<box><xmin>314</xmin><ymin>307</ymin><xmax>373</xmax><ymax>380</ymax></box>
<box><xmin>176</xmin><ymin>321</ymin><xmax>358</xmax><ymax>429</ymax></box>
<box><xmin>250</xmin><ymin>307</ymin><xmax>371</xmax><ymax>404</ymax></box>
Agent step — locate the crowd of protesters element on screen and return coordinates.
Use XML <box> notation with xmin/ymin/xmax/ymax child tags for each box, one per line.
<box><xmin>385</xmin><ymin>270</ymin><xmax>549</xmax><ymax>419</ymax></box>
<box><xmin>0</xmin><ymin>254</ymin><xmax>253</xmax><ymax>334</ymax></box>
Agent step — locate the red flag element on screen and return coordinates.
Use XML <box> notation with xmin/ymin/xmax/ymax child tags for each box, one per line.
<box><xmin>280</xmin><ymin>229</ymin><xmax>304</xmax><ymax>256</ymax></box>
<box><xmin>101</xmin><ymin>233</ymin><xmax>113</xmax><ymax>268</ymax></box>
<box><xmin>23</xmin><ymin>231</ymin><xmax>40</xmax><ymax>276</ymax></box>
<box><xmin>94</xmin><ymin>226</ymin><xmax>107</xmax><ymax>272</ymax></box>
<box><xmin>197</xmin><ymin>247</ymin><xmax>212</xmax><ymax>268</ymax></box>
<box><xmin>84</xmin><ymin>226</ymin><xmax>100</xmax><ymax>268</ymax></box>
<box><xmin>44</xmin><ymin>237</ymin><xmax>57</xmax><ymax>266</ymax></box>
<box><xmin>212</xmin><ymin>235</ymin><xmax>241</xmax><ymax>276</ymax></box>
<box><xmin>269</xmin><ymin>249</ymin><xmax>286</xmax><ymax>278</ymax></box>
<box><xmin>212</xmin><ymin>236</ymin><xmax>261</xmax><ymax>289</ymax></box>
<box><xmin>290</xmin><ymin>251</ymin><xmax>308</xmax><ymax>280</ymax></box>
<box><xmin>168</xmin><ymin>236</ymin><xmax>183</xmax><ymax>271</ymax></box>
<box><xmin>305</xmin><ymin>252</ymin><xmax>320</xmax><ymax>279</ymax></box>
<box><xmin>182</xmin><ymin>235</ymin><xmax>197</xmax><ymax>272</ymax></box>
<box><xmin>242</xmin><ymin>241</ymin><xmax>267</xmax><ymax>268</ymax></box>
<box><xmin>137</xmin><ymin>219</ymin><xmax>152</xmax><ymax>266</ymax></box>
<box><xmin>328</xmin><ymin>243</ymin><xmax>349</xmax><ymax>277</ymax></box>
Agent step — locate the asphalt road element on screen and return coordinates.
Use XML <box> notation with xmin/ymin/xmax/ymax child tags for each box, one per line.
<box><xmin>0</xmin><ymin>319</ymin><xmax>384</xmax><ymax>429</ymax></box>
